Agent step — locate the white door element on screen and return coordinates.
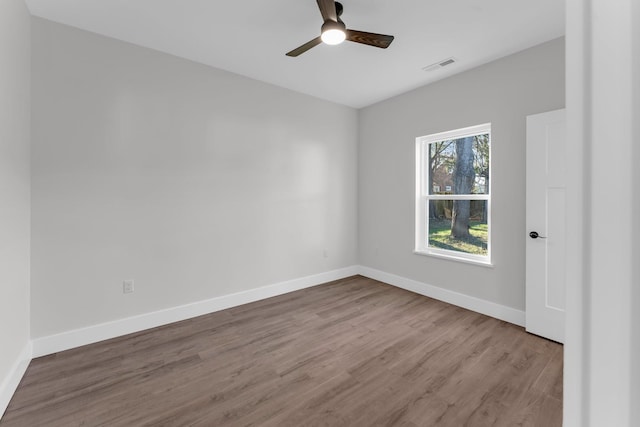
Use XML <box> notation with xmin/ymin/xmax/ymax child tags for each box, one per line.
<box><xmin>526</xmin><ymin>109</ymin><xmax>566</xmax><ymax>343</ymax></box>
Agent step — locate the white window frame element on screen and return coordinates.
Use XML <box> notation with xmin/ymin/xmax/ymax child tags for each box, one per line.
<box><xmin>415</xmin><ymin>123</ymin><xmax>492</xmax><ymax>266</ymax></box>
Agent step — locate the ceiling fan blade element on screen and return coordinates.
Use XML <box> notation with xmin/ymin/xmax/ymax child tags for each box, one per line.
<box><xmin>346</xmin><ymin>30</ymin><xmax>394</xmax><ymax>49</ymax></box>
<box><xmin>316</xmin><ymin>0</ymin><xmax>337</xmax><ymax>22</ymax></box>
<box><xmin>286</xmin><ymin>37</ymin><xmax>323</xmax><ymax>57</ymax></box>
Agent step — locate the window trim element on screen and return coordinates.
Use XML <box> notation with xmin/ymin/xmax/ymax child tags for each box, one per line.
<box><xmin>415</xmin><ymin>123</ymin><xmax>492</xmax><ymax>265</ymax></box>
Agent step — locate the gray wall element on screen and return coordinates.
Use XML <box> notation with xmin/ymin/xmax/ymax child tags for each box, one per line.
<box><xmin>358</xmin><ymin>38</ymin><xmax>565</xmax><ymax>311</ymax></box>
<box><xmin>31</xmin><ymin>18</ymin><xmax>358</xmax><ymax>338</ymax></box>
<box><xmin>0</xmin><ymin>0</ymin><xmax>31</xmax><ymax>394</ymax></box>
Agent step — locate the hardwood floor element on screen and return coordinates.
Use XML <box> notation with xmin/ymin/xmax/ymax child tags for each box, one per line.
<box><xmin>1</xmin><ymin>276</ymin><xmax>562</xmax><ymax>426</ymax></box>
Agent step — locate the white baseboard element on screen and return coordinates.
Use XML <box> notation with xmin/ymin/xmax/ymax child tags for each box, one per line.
<box><xmin>32</xmin><ymin>266</ymin><xmax>360</xmax><ymax>358</ymax></box>
<box><xmin>31</xmin><ymin>264</ymin><xmax>524</xmax><ymax>359</ymax></box>
<box><xmin>0</xmin><ymin>342</ymin><xmax>32</xmax><ymax>419</ymax></box>
<box><xmin>358</xmin><ymin>266</ymin><xmax>525</xmax><ymax>326</ymax></box>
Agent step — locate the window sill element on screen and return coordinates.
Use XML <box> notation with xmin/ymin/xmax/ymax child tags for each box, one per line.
<box><xmin>413</xmin><ymin>250</ymin><xmax>494</xmax><ymax>268</ymax></box>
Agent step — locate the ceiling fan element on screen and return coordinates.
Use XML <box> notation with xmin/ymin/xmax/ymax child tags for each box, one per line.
<box><xmin>286</xmin><ymin>0</ymin><xmax>394</xmax><ymax>57</ymax></box>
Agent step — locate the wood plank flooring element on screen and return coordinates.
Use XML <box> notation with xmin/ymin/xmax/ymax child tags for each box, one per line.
<box><xmin>1</xmin><ymin>276</ymin><xmax>562</xmax><ymax>426</ymax></box>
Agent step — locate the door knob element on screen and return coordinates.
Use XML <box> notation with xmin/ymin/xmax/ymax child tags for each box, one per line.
<box><xmin>529</xmin><ymin>231</ymin><xmax>546</xmax><ymax>239</ymax></box>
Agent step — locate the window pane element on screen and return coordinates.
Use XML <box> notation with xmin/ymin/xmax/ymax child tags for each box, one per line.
<box><xmin>428</xmin><ymin>200</ymin><xmax>488</xmax><ymax>256</ymax></box>
<box><xmin>428</xmin><ymin>134</ymin><xmax>490</xmax><ymax>195</ymax></box>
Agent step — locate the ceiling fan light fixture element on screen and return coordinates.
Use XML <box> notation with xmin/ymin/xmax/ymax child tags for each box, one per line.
<box><xmin>321</xmin><ymin>20</ymin><xmax>346</xmax><ymax>45</ymax></box>
<box><xmin>321</xmin><ymin>28</ymin><xmax>346</xmax><ymax>45</ymax></box>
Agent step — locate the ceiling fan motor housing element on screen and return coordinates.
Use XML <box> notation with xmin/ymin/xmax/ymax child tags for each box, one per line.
<box><xmin>321</xmin><ymin>19</ymin><xmax>346</xmax><ymax>34</ymax></box>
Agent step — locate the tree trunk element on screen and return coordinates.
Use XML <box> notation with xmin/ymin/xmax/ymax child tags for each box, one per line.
<box><xmin>451</xmin><ymin>137</ymin><xmax>474</xmax><ymax>238</ymax></box>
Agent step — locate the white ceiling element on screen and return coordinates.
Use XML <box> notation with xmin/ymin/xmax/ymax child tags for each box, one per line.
<box><xmin>25</xmin><ymin>0</ymin><xmax>565</xmax><ymax>108</ymax></box>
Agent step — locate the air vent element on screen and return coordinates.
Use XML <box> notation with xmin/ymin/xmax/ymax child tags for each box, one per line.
<box><xmin>422</xmin><ymin>57</ymin><xmax>457</xmax><ymax>72</ymax></box>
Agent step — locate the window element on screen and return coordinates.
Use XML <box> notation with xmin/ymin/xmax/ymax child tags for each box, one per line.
<box><xmin>415</xmin><ymin>123</ymin><xmax>491</xmax><ymax>264</ymax></box>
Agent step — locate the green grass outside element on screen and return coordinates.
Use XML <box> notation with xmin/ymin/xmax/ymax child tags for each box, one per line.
<box><xmin>428</xmin><ymin>219</ymin><xmax>488</xmax><ymax>255</ymax></box>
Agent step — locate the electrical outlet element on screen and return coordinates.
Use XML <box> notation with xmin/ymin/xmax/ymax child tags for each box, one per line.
<box><xmin>123</xmin><ymin>279</ymin><xmax>134</xmax><ymax>294</ymax></box>
<box><xmin>323</xmin><ymin>249</ymin><xmax>329</xmax><ymax>258</ymax></box>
